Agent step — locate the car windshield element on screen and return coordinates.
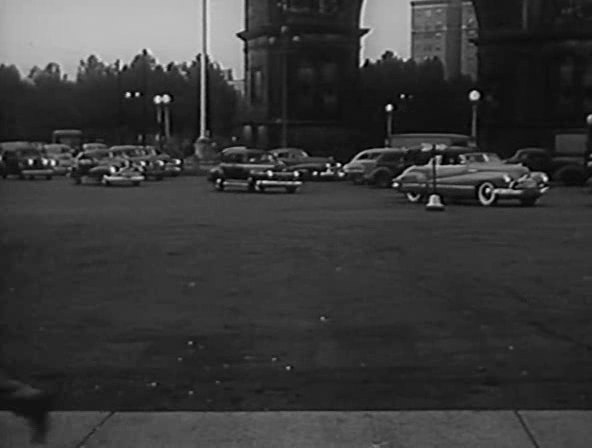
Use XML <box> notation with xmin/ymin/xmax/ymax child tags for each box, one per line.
<box><xmin>247</xmin><ymin>153</ymin><xmax>275</xmax><ymax>163</ymax></box>
<box><xmin>44</xmin><ymin>145</ymin><xmax>72</xmax><ymax>155</ymax></box>
<box><xmin>463</xmin><ymin>153</ymin><xmax>502</xmax><ymax>163</ymax></box>
<box><xmin>17</xmin><ymin>148</ymin><xmax>40</xmax><ymax>157</ymax></box>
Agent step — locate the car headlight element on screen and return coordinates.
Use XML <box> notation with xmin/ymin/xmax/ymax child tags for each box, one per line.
<box><xmin>172</xmin><ymin>158</ymin><xmax>182</xmax><ymax>166</ymax></box>
<box><xmin>139</xmin><ymin>160</ymin><xmax>147</xmax><ymax>167</ymax></box>
<box><xmin>325</xmin><ymin>163</ymin><xmax>332</xmax><ymax>169</ymax></box>
<box><xmin>28</xmin><ymin>158</ymin><xmax>34</xmax><ymax>165</ymax></box>
<box><xmin>266</xmin><ymin>170</ymin><xmax>274</xmax><ymax>178</ymax></box>
<box><xmin>335</xmin><ymin>162</ymin><xmax>342</xmax><ymax>168</ymax></box>
<box><xmin>540</xmin><ymin>173</ymin><xmax>549</xmax><ymax>184</ymax></box>
<box><xmin>293</xmin><ymin>171</ymin><xmax>300</xmax><ymax>178</ymax></box>
<box><xmin>109</xmin><ymin>166</ymin><xmax>117</xmax><ymax>174</ymax></box>
<box><xmin>502</xmin><ymin>174</ymin><xmax>512</xmax><ymax>184</ymax></box>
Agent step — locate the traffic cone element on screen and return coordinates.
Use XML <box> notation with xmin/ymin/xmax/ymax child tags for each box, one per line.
<box><xmin>425</xmin><ymin>193</ymin><xmax>445</xmax><ymax>211</ymax></box>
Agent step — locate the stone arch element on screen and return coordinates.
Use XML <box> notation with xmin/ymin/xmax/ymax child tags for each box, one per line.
<box><xmin>239</xmin><ymin>0</ymin><xmax>592</xmax><ymax>152</ymax></box>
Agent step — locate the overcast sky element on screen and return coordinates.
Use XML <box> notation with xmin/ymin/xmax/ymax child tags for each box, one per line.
<box><xmin>0</xmin><ymin>0</ymin><xmax>410</xmax><ymax>78</ymax></box>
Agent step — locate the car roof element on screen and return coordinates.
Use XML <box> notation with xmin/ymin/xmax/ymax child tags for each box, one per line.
<box><xmin>516</xmin><ymin>147</ymin><xmax>548</xmax><ymax>153</ymax></box>
<box><xmin>270</xmin><ymin>147</ymin><xmax>306</xmax><ymax>153</ymax></box>
<box><xmin>0</xmin><ymin>141</ymin><xmax>38</xmax><ymax>151</ymax></box>
<box><xmin>221</xmin><ymin>146</ymin><xmax>266</xmax><ymax>155</ymax></box>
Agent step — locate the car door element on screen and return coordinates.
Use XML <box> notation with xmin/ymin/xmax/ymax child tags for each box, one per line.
<box><xmin>221</xmin><ymin>153</ymin><xmax>244</xmax><ymax>179</ymax></box>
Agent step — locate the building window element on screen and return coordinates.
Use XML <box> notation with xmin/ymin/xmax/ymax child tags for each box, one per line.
<box><xmin>250</xmin><ymin>68</ymin><xmax>264</xmax><ymax>105</ymax></box>
<box><xmin>321</xmin><ymin>62</ymin><xmax>338</xmax><ymax>83</ymax></box>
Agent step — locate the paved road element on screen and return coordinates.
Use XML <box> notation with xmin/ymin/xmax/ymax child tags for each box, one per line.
<box><xmin>1</xmin><ymin>178</ymin><xmax>591</xmax><ymax>410</ymax></box>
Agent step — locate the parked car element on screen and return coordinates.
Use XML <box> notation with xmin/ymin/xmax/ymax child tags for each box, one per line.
<box><xmin>364</xmin><ymin>147</ymin><xmax>428</xmax><ymax>188</ymax></box>
<box><xmin>342</xmin><ymin>148</ymin><xmax>394</xmax><ymax>184</ymax></box>
<box><xmin>108</xmin><ymin>146</ymin><xmax>166</xmax><ymax>180</ymax></box>
<box><xmin>70</xmin><ymin>148</ymin><xmax>144</xmax><ymax>186</ymax></box>
<box><xmin>506</xmin><ymin>147</ymin><xmax>590</xmax><ymax>186</ymax></box>
<box><xmin>393</xmin><ymin>147</ymin><xmax>549</xmax><ymax>207</ymax></box>
<box><xmin>41</xmin><ymin>143</ymin><xmax>75</xmax><ymax>175</ymax></box>
<box><xmin>140</xmin><ymin>146</ymin><xmax>184</xmax><ymax>177</ymax></box>
<box><xmin>269</xmin><ymin>147</ymin><xmax>344</xmax><ymax>180</ymax></box>
<box><xmin>208</xmin><ymin>147</ymin><xmax>303</xmax><ymax>193</ymax></box>
<box><xmin>0</xmin><ymin>142</ymin><xmax>54</xmax><ymax>180</ymax></box>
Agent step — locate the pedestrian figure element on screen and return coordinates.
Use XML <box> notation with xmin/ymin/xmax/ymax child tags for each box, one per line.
<box><xmin>0</xmin><ymin>369</ymin><xmax>53</xmax><ymax>444</ymax></box>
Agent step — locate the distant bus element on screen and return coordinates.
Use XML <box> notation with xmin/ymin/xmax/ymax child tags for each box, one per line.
<box><xmin>388</xmin><ymin>133</ymin><xmax>473</xmax><ymax>149</ymax></box>
<box><xmin>52</xmin><ymin>129</ymin><xmax>83</xmax><ymax>152</ymax></box>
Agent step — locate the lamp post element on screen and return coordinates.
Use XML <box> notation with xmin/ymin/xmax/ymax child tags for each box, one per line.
<box><xmin>153</xmin><ymin>94</ymin><xmax>173</xmax><ymax>148</ymax></box>
<box><xmin>425</xmin><ymin>144</ymin><xmax>445</xmax><ymax>212</ymax></box>
<box><xmin>199</xmin><ymin>0</ymin><xmax>208</xmax><ymax>141</ymax></box>
<box><xmin>385</xmin><ymin>103</ymin><xmax>394</xmax><ymax>147</ymax></box>
<box><xmin>586</xmin><ymin>113</ymin><xmax>592</xmax><ymax>163</ymax></box>
<box><xmin>124</xmin><ymin>91</ymin><xmax>142</xmax><ymax>144</ymax></box>
<box><xmin>469</xmin><ymin>89</ymin><xmax>481</xmax><ymax>144</ymax></box>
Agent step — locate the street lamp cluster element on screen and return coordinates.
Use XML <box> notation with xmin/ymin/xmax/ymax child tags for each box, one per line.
<box><xmin>153</xmin><ymin>94</ymin><xmax>173</xmax><ymax>145</ymax></box>
<box><xmin>384</xmin><ymin>94</ymin><xmax>414</xmax><ymax>146</ymax></box>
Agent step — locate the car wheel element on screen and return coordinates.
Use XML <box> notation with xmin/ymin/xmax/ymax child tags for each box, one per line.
<box><xmin>375</xmin><ymin>172</ymin><xmax>392</xmax><ymax>189</ymax></box>
<box><xmin>46</xmin><ymin>175</ymin><xmax>52</xmax><ymax>180</ymax></box>
<box><xmin>476</xmin><ymin>182</ymin><xmax>498</xmax><ymax>207</ymax></box>
<box><xmin>286</xmin><ymin>186</ymin><xmax>298</xmax><ymax>194</ymax></box>
<box><xmin>133</xmin><ymin>181</ymin><xmax>141</xmax><ymax>187</ymax></box>
<box><xmin>553</xmin><ymin>167</ymin><xmax>585</xmax><ymax>186</ymax></box>
<box><xmin>247</xmin><ymin>177</ymin><xmax>256</xmax><ymax>193</ymax></box>
<box><xmin>28</xmin><ymin>175</ymin><xmax>34</xmax><ymax>180</ymax></box>
<box><xmin>520</xmin><ymin>197</ymin><xmax>537</xmax><ymax>207</ymax></box>
<box><xmin>72</xmin><ymin>176</ymin><xmax>82</xmax><ymax>185</ymax></box>
<box><xmin>214</xmin><ymin>178</ymin><xmax>225</xmax><ymax>191</ymax></box>
<box><xmin>405</xmin><ymin>192</ymin><xmax>423</xmax><ymax>204</ymax></box>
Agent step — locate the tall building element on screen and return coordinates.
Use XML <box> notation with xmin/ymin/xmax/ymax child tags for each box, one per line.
<box><xmin>411</xmin><ymin>0</ymin><xmax>478</xmax><ymax>79</ymax></box>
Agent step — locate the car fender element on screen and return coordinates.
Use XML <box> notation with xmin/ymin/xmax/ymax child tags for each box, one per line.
<box><xmin>442</xmin><ymin>170</ymin><xmax>510</xmax><ymax>187</ymax></box>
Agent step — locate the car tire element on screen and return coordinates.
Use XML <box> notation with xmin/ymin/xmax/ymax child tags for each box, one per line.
<box><xmin>247</xmin><ymin>178</ymin><xmax>257</xmax><ymax>193</ymax></box>
<box><xmin>406</xmin><ymin>192</ymin><xmax>423</xmax><ymax>204</ymax></box>
<box><xmin>286</xmin><ymin>186</ymin><xmax>298</xmax><ymax>194</ymax></box>
<box><xmin>133</xmin><ymin>181</ymin><xmax>141</xmax><ymax>187</ymax></box>
<box><xmin>553</xmin><ymin>167</ymin><xmax>586</xmax><ymax>186</ymax></box>
<box><xmin>374</xmin><ymin>172</ymin><xmax>392</xmax><ymax>189</ymax></box>
<box><xmin>476</xmin><ymin>182</ymin><xmax>498</xmax><ymax>207</ymax></box>
<box><xmin>520</xmin><ymin>197</ymin><xmax>537</xmax><ymax>207</ymax></box>
<box><xmin>46</xmin><ymin>175</ymin><xmax>52</xmax><ymax>180</ymax></box>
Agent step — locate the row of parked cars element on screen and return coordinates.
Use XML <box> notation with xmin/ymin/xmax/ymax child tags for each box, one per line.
<box><xmin>205</xmin><ymin>139</ymin><xmax>592</xmax><ymax>206</ymax></box>
<box><xmin>0</xmin><ymin>141</ymin><xmax>184</xmax><ymax>185</ymax></box>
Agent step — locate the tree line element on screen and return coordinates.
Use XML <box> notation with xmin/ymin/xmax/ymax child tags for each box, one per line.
<box><xmin>0</xmin><ymin>49</ymin><xmax>475</xmax><ymax>155</ymax></box>
<box><xmin>0</xmin><ymin>49</ymin><xmax>241</xmax><ymax>153</ymax></box>
<box><xmin>357</xmin><ymin>51</ymin><xmax>476</xmax><ymax>149</ymax></box>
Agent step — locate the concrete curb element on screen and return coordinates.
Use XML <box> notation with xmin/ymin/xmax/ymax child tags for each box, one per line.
<box><xmin>2</xmin><ymin>410</ymin><xmax>591</xmax><ymax>447</ymax></box>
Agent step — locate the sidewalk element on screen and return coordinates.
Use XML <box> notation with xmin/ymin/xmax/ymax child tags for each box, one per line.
<box><xmin>1</xmin><ymin>410</ymin><xmax>591</xmax><ymax>447</ymax></box>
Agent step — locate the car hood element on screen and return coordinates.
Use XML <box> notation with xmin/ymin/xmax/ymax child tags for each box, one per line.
<box><xmin>283</xmin><ymin>156</ymin><xmax>332</xmax><ymax>165</ymax></box>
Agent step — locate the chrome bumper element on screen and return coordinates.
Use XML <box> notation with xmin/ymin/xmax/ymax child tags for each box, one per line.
<box><xmin>494</xmin><ymin>186</ymin><xmax>549</xmax><ymax>198</ymax></box>
<box><xmin>21</xmin><ymin>169</ymin><xmax>53</xmax><ymax>176</ymax></box>
<box><xmin>256</xmin><ymin>180</ymin><xmax>303</xmax><ymax>187</ymax></box>
<box><xmin>103</xmin><ymin>174</ymin><xmax>144</xmax><ymax>184</ymax></box>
